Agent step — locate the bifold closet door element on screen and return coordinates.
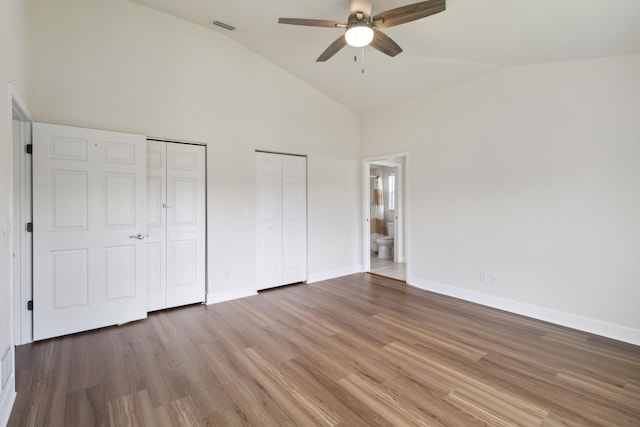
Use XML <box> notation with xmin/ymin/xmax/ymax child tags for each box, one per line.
<box><xmin>147</xmin><ymin>141</ymin><xmax>206</xmax><ymax>311</ymax></box>
<box><xmin>146</xmin><ymin>141</ymin><xmax>167</xmax><ymax>311</ymax></box>
<box><xmin>256</xmin><ymin>152</ymin><xmax>307</xmax><ymax>290</ymax></box>
<box><xmin>32</xmin><ymin>123</ymin><xmax>148</xmax><ymax>340</ymax></box>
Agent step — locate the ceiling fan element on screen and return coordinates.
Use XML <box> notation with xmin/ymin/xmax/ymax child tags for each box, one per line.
<box><xmin>278</xmin><ymin>0</ymin><xmax>446</xmax><ymax>62</ymax></box>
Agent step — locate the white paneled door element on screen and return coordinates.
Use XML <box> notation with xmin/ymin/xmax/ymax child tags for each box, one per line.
<box><xmin>147</xmin><ymin>141</ymin><xmax>206</xmax><ymax>311</ymax></box>
<box><xmin>32</xmin><ymin>123</ymin><xmax>148</xmax><ymax>340</ymax></box>
<box><xmin>256</xmin><ymin>152</ymin><xmax>307</xmax><ymax>290</ymax></box>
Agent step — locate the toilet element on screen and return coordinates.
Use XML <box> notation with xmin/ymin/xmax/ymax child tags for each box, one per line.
<box><xmin>375</xmin><ymin>223</ymin><xmax>395</xmax><ymax>259</ymax></box>
<box><xmin>370</xmin><ymin>233</ymin><xmax>382</xmax><ymax>253</ymax></box>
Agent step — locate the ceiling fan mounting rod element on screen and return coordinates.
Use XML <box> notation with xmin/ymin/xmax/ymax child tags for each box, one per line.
<box><xmin>348</xmin><ymin>12</ymin><xmax>372</xmax><ymax>26</ymax></box>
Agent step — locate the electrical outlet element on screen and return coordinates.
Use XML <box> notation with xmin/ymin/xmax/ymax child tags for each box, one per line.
<box><xmin>480</xmin><ymin>272</ymin><xmax>487</xmax><ymax>282</ymax></box>
<box><xmin>489</xmin><ymin>274</ymin><xmax>498</xmax><ymax>285</ymax></box>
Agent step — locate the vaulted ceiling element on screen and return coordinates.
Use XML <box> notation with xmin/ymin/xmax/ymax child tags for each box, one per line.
<box><xmin>131</xmin><ymin>0</ymin><xmax>640</xmax><ymax>113</ymax></box>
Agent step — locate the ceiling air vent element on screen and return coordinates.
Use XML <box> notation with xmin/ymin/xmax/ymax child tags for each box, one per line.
<box><xmin>212</xmin><ymin>21</ymin><xmax>236</xmax><ymax>31</ymax></box>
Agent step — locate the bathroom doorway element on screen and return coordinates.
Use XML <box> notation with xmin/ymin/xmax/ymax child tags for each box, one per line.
<box><xmin>363</xmin><ymin>154</ymin><xmax>408</xmax><ymax>282</ymax></box>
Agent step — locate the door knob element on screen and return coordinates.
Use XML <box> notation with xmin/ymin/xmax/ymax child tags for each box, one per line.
<box><xmin>129</xmin><ymin>233</ymin><xmax>145</xmax><ymax>240</ymax></box>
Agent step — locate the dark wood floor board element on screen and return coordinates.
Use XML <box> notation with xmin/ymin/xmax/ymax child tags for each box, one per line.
<box><xmin>9</xmin><ymin>273</ymin><xmax>640</xmax><ymax>426</ymax></box>
<box><xmin>234</xmin><ymin>347</ymin><xmax>330</xmax><ymax>427</ymax></box>
<box><xmin>627</xmin><ymin>379</ymin><xmax>640</xmax><ymax>392</ymax></box>
<box><xmin>289</xmin><ymin>355</ymin><xmax>394</xmax><ymax>427</ymax></box>
<box><xmin>382</xmin><ymin>340</ymin><xmax>487</xmax><ymax>395</ymax></box>
<box><xmin>456</xmin><ymin>320</ymin><xmax>626</xmax><ymax>378</ymax></box>
<box><xmin>232</xmin><ymin>297</ymin><xmax>284</xmax><ymax>328</ymax></box>
<box><xmin>329</xmin><ymin>330</ymin><xmax>399</xmax><ymax>382</ymax></box>
<box><xmin>278</xmin><ymin>357</ymin><xmax>376</xmax><ymax>427</ymax></box>
<box><xmin>272</xmin><ymin>290</ymin><xmax>400</xmax><ymax>356</ymax></box>
<box><xmin>432</xmin><ymin>334</ymin><xmax>640</xmax><ymax>426</ymax></box>
<box><xmin>383</xmin><ymin>340</ymin><xmax>499</xmax><ymax>394</ymax></box>
<box><xmin>197</xmin><ymin>343</ymin><xmax>294</xmax><ymax>427</ymax></box>
<box><xmin>164</xmin><ymin>395</ymin><xmax>203</xmax><ymax>427</ymax></box>
<box><xmin>66</xmin><ymin>332</ymin><xmax>110</xmax><ymax>394</ymax></box>
<box><xmin>383</xmin><ymin>373</ymin><xmax>485</xmax><ymax>427</ymax></box>
<box><xmin>167</xmin><ymin>305</ymin><xmax>222</xmax><ymax>347</ymax></box>
<box><xmin>543</xmin><ymin>330</ymin><xmax>640</xmax><ymax>370</ymax></box>
<box><xmin>258</xmin><ymin>321</ymin><xmax>313</xmax><ymax>362</ymax></box>
<box><xmin>270</xmin><ymin>298</ymin><xmax>337</xmax><ymax>332</ymax></box>
<box><xmin>556</xmin><ymin>368</ymin><xmax>640</xmax><ymax>412</ymax></box>
<box><xmin>276</xmin><ymin>327</ymin><xmax>355</xmax><ymax>382</ymax></box>
<box><xmin>104</xmin><ymin>337</ymin><xmax>143</xmax><ymax>402</ymax></box>
<box><xmin>339</xmin><ymin>371</ymin><xmax>450</xmax><ymax>427</ymax></box>
<box><xmin>205</xmin><ymin>304</ymin><xmax>261</xmax><ymax>352</ymax></box>
<box><xmin>373</xmin><ymin>313</ymin><xmax>487</xmax><ymax>362</ymax></box>
<box><xmin>149</xmin><ymin>309</ymin><xmax>183</xmax><ymax>344</ymax></box>
<box><xmin>127</xmin><ymin>338</ymin><xmax>175</xmax><ymax>408</ymax></box>
<box><xmin>451</xmin><ymin>330</ymin><xmax>640</xmax><ymax>425</ymax></box>
<box><xmin>64</xmin><ymin>384</ymin><xmax>108</xmax><ymax>427</ymax></box>
<box><xmin>587</xmin><ymin>333</ymin><xmax>640</xmax><ymax>357</ymax></box>
<box><xmin>297</xmin><ymin>324</ymin><xmax>397</xmax><ymax>385</ymax></box>
<box><xmin>292</xmin><ymin>292</ymin><xmax>407</xmax><ymax>349</ymax></box>
<box><xmin>159</xmin><ymin>341</ymin><xmax>227</xmax><ymax>418</ymax></box>
<box><xmin>241</xmin><ymin>302</ymin><xmax>312</xmax><ymax>361</ymax></box>
<box><xmin>17</xmin><ymin>336</ymin><xmax>73</xmax><ymax>426</ymax></box>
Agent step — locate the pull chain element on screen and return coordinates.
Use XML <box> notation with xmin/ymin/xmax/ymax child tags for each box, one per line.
<box><xmin>354</xmin><ymin>49</ymin><xmax>366</xmax><ymax>74</ymax></box>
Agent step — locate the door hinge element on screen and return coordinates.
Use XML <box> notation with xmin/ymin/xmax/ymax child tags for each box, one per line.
<box><xmin>26</xmin><ymin>222</ymin><xmax>33</xmax><ymax>232</ymax></box>
<box><xmin>25</xmin><ymin>144</ymin><xmax>32</xmax><ymax>154</ymax></box>
<box><xmin>27</xmin><ymin>300</ymin><xmax>33</xmax><ymax>311</ymax></box>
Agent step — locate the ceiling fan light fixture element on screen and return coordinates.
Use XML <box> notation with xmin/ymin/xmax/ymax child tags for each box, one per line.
<box><xmin>345</xmin><ymin>24</ymin><xmax>374</xmax><ymax>47</ymax></box>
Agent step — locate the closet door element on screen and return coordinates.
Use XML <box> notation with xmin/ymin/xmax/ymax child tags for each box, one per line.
<box><xmin>146</xmin><ymin>141</ymin><xmax>206</xmax><ymax>310</ymax></box>
<box><xmin>256</xmin><ymin>152</ymin><xmax>306</xmax><ymax>290</ymax></box>
<box><xmin>282</xmin><ymin>155</ymin><xmax>307</xmax><ymax>284</ymax></box>
<box><xmin>166</xmin><ymin>143</ymin><xmax>206</xmax><ymax>308</ymax></box>
<box><xmin>33</xmin><ymin>123</ymin><xmax>148</xmax><ymax>340</ymax></box>
<box><xmin>146</xmin><ymin>141</ymin><xmax>167</xmax><ymax>311</ymax></box>
<box><xmin>256</xmin><ymin>153</ymin><xmax>283</xmax><ymax>289</ymax></box>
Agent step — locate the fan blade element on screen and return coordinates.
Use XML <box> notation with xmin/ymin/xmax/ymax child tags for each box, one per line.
<box><xmin>349</xmin><ymin>0</ymin><xmax>372</xmax><ymax>18</ymax></box>
<box><xmin>373</xmin><ymin>0</ymin><xmax>445</xmax><ymax>29</ymax></box>
<box><xmin>278</xmin><ymin>18</ymin><xmax>345</xmax><ymax>28</ymax></box>
<box><xmin>316</xmin><ymin>35</ymin><xmax>348</xmax><ymax>62</ymax></box>
<box><xmin>370</xmin><ymin>30</ymin><xmax>403</xmax><ymax>57</ymax></box>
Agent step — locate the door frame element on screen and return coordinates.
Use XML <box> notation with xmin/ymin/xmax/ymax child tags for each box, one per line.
<box><xmin>362</xmin><ymin>152</ymin><xmax>410</xmax><ymax>274</ymax></box>
<box><xmin>10</xmin><ymin>83</ymin><xmax>33</xmax><ymax>345</ymax></box>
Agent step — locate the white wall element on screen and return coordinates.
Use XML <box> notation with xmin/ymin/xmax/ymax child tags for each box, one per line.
<box><xmin>1</xmin><ymin>0</ymin><xmax>29</xmax><ymax>422</ymax></box>
<box><xmin>362</xmin><ymin>55</ymin><xmax>640</xmax><ymax>344</ymax></box>
<box><xmin>28</xmin><ymin>0</ymin><xmax>362</xmax><ymax>301</ymax></box>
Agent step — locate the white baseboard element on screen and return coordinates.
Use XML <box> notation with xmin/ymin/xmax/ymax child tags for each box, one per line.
<box><xmin>206</xmin><ymin>286</ymin><xmax>258</xmax><ymax>305</ymax></box>
<box><xmin>408</xmin><ymin>276</ymin><xmax>640</xmax><ymax>346</ymax></box>
<box><xmin>307</xmin><ymin>265</ymin><xmax>363</xmax><ymax>284</ymax></box>
<box><xmin>0</xmin><ymin>374</ymin><xmax>16</xmax><ymax>427</ymax></box>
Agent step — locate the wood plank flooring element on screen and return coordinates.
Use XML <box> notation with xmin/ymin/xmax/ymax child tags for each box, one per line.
<box><xmin>9</xmin><ymin>273</ymin><xmax>640</xmax><ymax>426</ymax></box>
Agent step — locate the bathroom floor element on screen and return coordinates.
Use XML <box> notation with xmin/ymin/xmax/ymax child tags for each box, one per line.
<box><xmin>370</xmin><ymin>255</ymin><xmax>406</xmax><ymax>282</ymax></box>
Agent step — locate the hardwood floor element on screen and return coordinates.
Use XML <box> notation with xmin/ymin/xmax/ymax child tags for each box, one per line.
<box><xmin>9</xmin><ymin>274</ymin><xmax>640</xmax><ymax>426</ymax></box>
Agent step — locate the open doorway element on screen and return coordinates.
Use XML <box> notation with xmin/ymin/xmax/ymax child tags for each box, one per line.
<box><xmin>363</xmin><ymin>154</ymin><xmax>408</xmax><ymax>282</ymax></box>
